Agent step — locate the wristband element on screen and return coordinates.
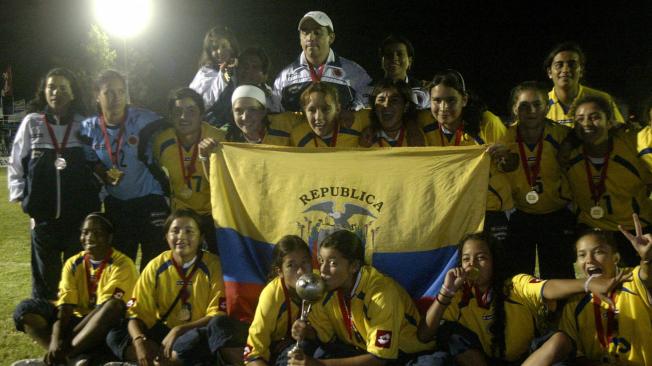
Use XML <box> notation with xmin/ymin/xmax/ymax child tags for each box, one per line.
<box><xmin>133</xmin><ymin>334</ymin><xmax>147</xmax><ymax>343</ymax></box>
<box><xmin>435</xmin><ymin>294</ymin><xmax>451</xmax><ymax>306</ymax></box>
<box><xmin>199</xmin><ymin>155</ymin><xmax>208</xmax><ymax>162</ymax></box>
<box><xmin>440</xmin><ymin>285</ymin><xmax>456</xmax><ymax>297</ymax></box>
<box><xmin>584</xmin><ymin>274</ymin><xmax>599</xmax><ymax>293</ymax></box>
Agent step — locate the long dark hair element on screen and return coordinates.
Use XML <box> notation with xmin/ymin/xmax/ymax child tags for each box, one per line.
<box><xmin>198</xmin><ymin>26</ymin><xmax>239</xmax><ymax>69</ymax></box>
<box><xmin>27</xmin><ymin>67</ymin><xmax>86</xmax><ymax>115</ymax></box>
<box><xmin>457</xmin><ymin>232</ymin><xmax>510</xmax><ymax>359</ymax></box>
<box><xmin>368</xmin><ymin>79</ymin><xmax>417</xmax><ymax>136</ymax></box>
<box><xmin>430</xmin><ymin>70</ymin><xmax>486</xmax><ymax>138</ymax></box>
<box><xmin>268</xmin><ymin>235</ymin><xmax>311</xmax><ymax>280</ymax></box>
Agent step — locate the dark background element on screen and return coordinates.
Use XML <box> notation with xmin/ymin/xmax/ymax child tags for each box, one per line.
<box><xmin>1</xmin><ymin>0</ymin><xmax>651</xmax><ymax>118</ymax></box>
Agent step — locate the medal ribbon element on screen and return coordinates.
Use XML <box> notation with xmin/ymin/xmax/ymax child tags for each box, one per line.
<box><xmin>439</xmin><ymin>123</ymin><xmax>464</xmax><ymax>146</ymax></box>
<box><xmin>336</xmin><ymin>290</ymin><xmax>353</xmax><ymax>340</ymax></box>
<box><xmin>583</xmin><ymin>146</ymin><xmax>611</xmax><ymax>205</ymax></box>
<box><xmin>378</xmin><ymin>127</ymin><xmax>405</xmax><ymax>147</ymax></box>
<box><xmin>460</xmin><ymin>283</ymin><xmax>492</xmax><ymax>309</ymax></box>
<box><xmin>84</xmin><ymin>249</ymin><xmax>113</xmax><ymax>306</ymax></box>
<box><xmin>171</xmin><ymin>252</ymin><xmax>202</xmax><ymax>304</ymax></box>
<box><xmin>99</xmin><ymin>115</ymin><xmax>125</xmax><ymax>168</ymax></box>
<box><xmin>176</xmin><ymin>137</ymin><xmax>199</xmax><ymax>188</ymax></box>
<box><xmin>516</xmin><ymin>127</ymin><xmax>544</xmax><ymax>190</ymax></box>
<box><xmin>42</xmin><ymin>114</ymin><xmax>73</xmax><ymax>158</ymax></box>
<box><xmin>313</xmin><ymin>123</ymin><xmax>339</xmax><ymax>147</ymax></box>
<box><xmin>280</xmin><ymin>278</ymin><xmax>295</xmax><ymax>338</ymax></box>
<box><xmin>308</xmin><ymin>64</ymin><xmax>326</xmax><ymax>82</ymax></box>
<box><xmin>592</xmin><ymin>292</ymin><xmax>618</xmax><ymax>350</ymax></box>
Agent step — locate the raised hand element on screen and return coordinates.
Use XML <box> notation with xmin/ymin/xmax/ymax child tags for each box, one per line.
<box><xmin>618</xmin><ymin>213</ymin><xmax>652</xmax><ymax>263</ymax></box>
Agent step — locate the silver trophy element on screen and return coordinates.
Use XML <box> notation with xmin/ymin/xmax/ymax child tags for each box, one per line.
<box><xmin>290</xmin><ymin>273</ymin><xmax>326</xmax><ymax>358</ymax></box>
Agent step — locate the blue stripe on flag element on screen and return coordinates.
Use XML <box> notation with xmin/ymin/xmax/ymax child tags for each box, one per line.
<box><xmin>216</xmin><ymin>228</ymin><xmax>275</xmax><ymax>285</ymax></box>
<box><xmin>372</xmin><ymin>245</ymin><xmax>459</xmax><ymax>299</ymax></box>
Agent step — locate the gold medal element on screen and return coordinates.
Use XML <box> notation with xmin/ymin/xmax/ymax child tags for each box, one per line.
<box><xmin>178</xmin><ymin>303</ymin><xmax>191</xmax><ymax>322</ymax></box>
<box><xmin>525</xmin><ymin>190</ymin><xmax>539</xmax><ymax>205</ymax></box>
<box><xmin>590</xmin><ymin>206</ymin><xmax>605</xmax><ymax>219</ymax></box>
<box><xmin>106</xmin><ymin>167</ymin><xmax>124</xmax><ymax>185</ymax></box>
<box><xmin>178</xmin><ymin>186</ymin><xmax>193</xmax><ymax>200</ymax></box>
<box><xmin>54</xmin><ymin>156</ymin><xmax>67</xmax><ymax>170</ymax></box>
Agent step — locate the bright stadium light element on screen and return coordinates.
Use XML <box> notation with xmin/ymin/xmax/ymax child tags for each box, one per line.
<box><xmin>94</xmin><ymin>0</ymin><xmax>152</xmax><ymax>38</ymax></box>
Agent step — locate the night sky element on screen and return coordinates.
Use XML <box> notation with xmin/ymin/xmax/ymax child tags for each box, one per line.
<box><xmin>1</xmin><ymin>0</ymin><xmax>651</xmax><ymax>118</ymax></box>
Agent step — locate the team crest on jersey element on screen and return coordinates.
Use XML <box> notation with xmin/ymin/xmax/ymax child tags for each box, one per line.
<box><xmin>375</xmin><ymin>330</ymin><xmax>392</xmax><ymax>348</ymax></box>
<box><xmin>126</xmin><ymin>298</ymin><xmax>136</xmax><ymax>307</ymax></box>
<box><xmin>128</xmin><ymin>135</ymin><xmax>139</xmax><ymax>146</ymax></box>
<box><xmin>113</xmin><ymin>287</ymin><xmax>125</xmax><ymax>299</ymax></box>
<box><xmin>295</xmin><ymin>186</ymin><xmax>382</xmax><ymax>265</ymax></box>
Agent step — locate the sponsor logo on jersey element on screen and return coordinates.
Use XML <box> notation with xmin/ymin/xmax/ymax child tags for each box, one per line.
<box><xmin>113</xmin><ymin>287</ymin><xmax>125</xmax><ymax>299</ymax></box>
<box><xmin>375</xmin><ymin>330</ymin><xmax>392</xmax><ymax>348</ymax></box>
<box><xmin>128</xmin><ymin>135</ymin><xmax>139</xmax><ymax>146</ymax></box>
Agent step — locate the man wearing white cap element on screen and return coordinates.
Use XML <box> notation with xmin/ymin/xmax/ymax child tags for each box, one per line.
<box><xmin>273</xmin><ymin>10</ymin><xmax>372</xmax><ymax>112</ymax></box>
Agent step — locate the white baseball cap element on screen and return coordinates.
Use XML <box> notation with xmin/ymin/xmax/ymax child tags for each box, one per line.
<box><xmin>231</xmin><ymin>85</ymin><xmax>267</xmax><ymax>108</ymax></box>
<box><xmin>298</xmin><ymin>11</ymin><xmax>334</xmax><ymax>32</ymax></box>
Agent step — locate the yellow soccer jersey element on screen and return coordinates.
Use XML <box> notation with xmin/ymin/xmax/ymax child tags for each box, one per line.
<box><xmin>636</xmin><ymin>125</ymin><xmax>652</xmax><ymax>174</ymax></box>
<box><xmin>420</xmin><ymin>110</ymin><xmax>513</xmax><ymax>211</ymax></box>
<box><xmin>506</xmin><ymin>121</ymin><xmax>572</xmax><ymax>214</ymax></box>
<box><xmin>565</xmin><ymin>132</ymin><xmax>652</xmax><ymax>231</ymax></box>
<box><xmin>153</xmin><ymin>123</ymin><xmax>225</xmax><ymax>214</ymax></box>
<box><xmin>244</xmin><ymin>276</ymin><xmax>301</xmax><ymax>363</ymax></box>
<box><xmin>547</xmin><ymin>85</ymin><xmax>624</xmax><ymax>127</ymax></box>
<box><xmin>57</xmin><ymin>249</ymin><xmax>138</xmax><ymax>317</ymax></box>
<box><xmin>127</xmin><ymin>250</ymin><xmax>227</xmax><ymax>329</ymax></box>
<box><xmin>289</xmin><ymin>110</ymin><xmax>370</xmax><ymax>148</ymax></box>
<box><xmin>443</xmin><ymin>274</ymin><xmax>547</xmax><ymax>362</ymax></box>
<box><xmin>258</xmin><ymin>113</ymin><xmax>295</xmax><ymax>146</ymax></box>
<box><xmin>560</xmin><ymin>267</ymin><xmax>652</xmax><ymax>365</ymax></box>
<box><xmin>308</xmin><ymin>266</ymin><xmax>435</xmax><ymax>360</ymax></box>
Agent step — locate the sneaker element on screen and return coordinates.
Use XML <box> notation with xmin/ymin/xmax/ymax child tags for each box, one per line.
<box><xmin>10</xmin><ymin>359</ymin><xmax>46</xmax><ymax>366</ymax></box>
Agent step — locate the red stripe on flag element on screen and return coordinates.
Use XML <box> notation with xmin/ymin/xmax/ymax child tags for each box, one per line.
<box><xmin>225</xmin><ymin>281</ymin><xmax>266</xmax><ymax>323</ymax></box>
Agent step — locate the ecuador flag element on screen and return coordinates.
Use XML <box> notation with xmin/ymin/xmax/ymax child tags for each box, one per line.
<box><xmin>210</xmin><ymin>144</ymin><xmax>490</xmax><ymax>321</ymax></box>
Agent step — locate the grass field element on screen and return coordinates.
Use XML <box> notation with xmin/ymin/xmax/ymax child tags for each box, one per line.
<box><xmin>0</xmin><ymin>167</ymin><xmax>42</xmax><ymax>363</ymax></box>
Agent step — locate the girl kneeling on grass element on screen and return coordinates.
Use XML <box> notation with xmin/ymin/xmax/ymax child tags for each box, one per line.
<box><xmin>13</xmin><ymin>212</ymin><xmax>138</xmax><ymax>365</ymax></box>
<box><xmin>245</xmin><ymin>235</ymin><xmax>313</xmax><ymax>365</ymax></box>
<box><xmin>288</xmin><ymin>230</ymin><xmax>443</xmax><ymax>366</ymax></box>
<box><xmin>107</xmin><ymin>209</ymin><xmax>246</xmax><ymax>365</ymax></box>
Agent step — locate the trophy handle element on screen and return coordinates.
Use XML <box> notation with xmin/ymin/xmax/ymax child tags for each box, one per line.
<box><xmin>293</xmin><ymin>299</ymin><xmax>312</xmax><ymax>352</ymax></box>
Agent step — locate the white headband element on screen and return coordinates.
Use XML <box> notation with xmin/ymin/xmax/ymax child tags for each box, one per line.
<box><xmin>231</xmin><ymin>85</ymin><xmax>266</xmax><ymax>108</ymax></box>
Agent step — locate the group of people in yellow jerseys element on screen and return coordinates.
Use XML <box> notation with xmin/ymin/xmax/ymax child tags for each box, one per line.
<box><xmin>9</xmin><ymin>8</ymin><xmax>652</xmax><ymax>366</ymax></box>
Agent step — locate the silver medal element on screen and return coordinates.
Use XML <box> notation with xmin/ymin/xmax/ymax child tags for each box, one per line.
<box><xmin>54</xmin><ymin>157</ymin><xmax>67</xmax><ymax>170</ymax></box>
<box><xmin>525</xmin><ymin>190</ymin><xmax>539</xmax><ymax>204</ymax></box>
<box><xmin>590</xmin><ymin>206</ymin><xmax>605</xmax><ymax>219</ymax></box>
